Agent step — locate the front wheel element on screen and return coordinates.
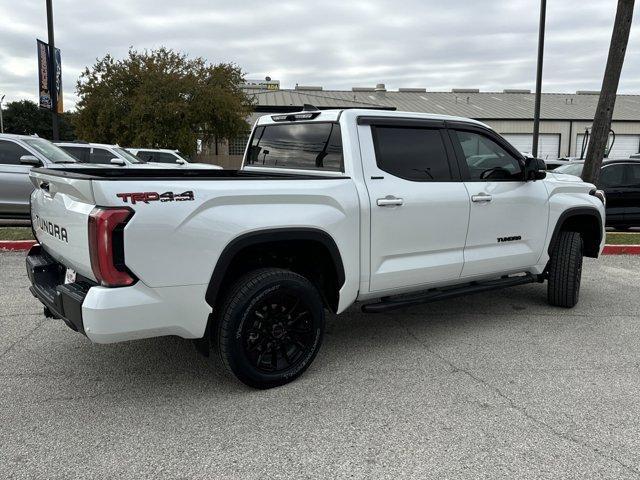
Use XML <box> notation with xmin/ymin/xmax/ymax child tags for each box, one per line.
<box><xmin>216</xmin><ymin>268</ymin><xmax>325</xmax><ymax>389</ymax></box>
<box><xmin>547</xmin><ymin>231</ymin><xmax>583</xmax><ymax>308</ymax></box>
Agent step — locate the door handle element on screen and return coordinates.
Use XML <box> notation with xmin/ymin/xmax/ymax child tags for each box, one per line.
<box><xmin>377</xmin><ymin>195</ymin><xmax>404</xmax><ymax>207</ymax></box>
<box><xmin>471</xmin><ymin>193</ymin><xmax>492</xmax><ymax>203</ymax></box>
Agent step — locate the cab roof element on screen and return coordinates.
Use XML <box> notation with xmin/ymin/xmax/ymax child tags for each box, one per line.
<box><xmin>256</xmin><ymin>108</ymin><xmax>490</xmax><ymax>129</ymax></box>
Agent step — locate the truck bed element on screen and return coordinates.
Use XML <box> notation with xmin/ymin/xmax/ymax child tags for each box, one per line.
<box><xmin>32</xmin><ymin>167</ymin><xmax>349</xmax><ymax>181</ymax></box>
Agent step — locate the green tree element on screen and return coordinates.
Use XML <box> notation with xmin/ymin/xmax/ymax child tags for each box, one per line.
<box><xmin>74</xmin><ymin>48</ymin><xmax>253</xmax><ymax>155</ymax></box>
<box><xmin>2</xmin><ymin>99</ymin><xmax>75</xmax><ymax>140</ymax></box>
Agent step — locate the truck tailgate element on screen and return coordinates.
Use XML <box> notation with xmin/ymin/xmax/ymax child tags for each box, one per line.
<box><xmin>29</xmin><ymin>170</ymin><xmax>97</xmax><ymax>281</ymax></box>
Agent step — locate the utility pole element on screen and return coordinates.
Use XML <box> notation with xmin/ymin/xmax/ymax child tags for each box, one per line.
<box><xmin>46</xmin><ymin>0</ymin><xmax>59</xmax><ymax>140</ymax></box>
<box><xmin>582</xmin><ymin>0</ymin><xmax>635</xmax><ymax>184</ymax></box>
<box><xmin>0</xmin><ymin>94</ymin><xmax>5</xmax><ymax>133</ymax></box>
<box><xmin>532</xmin><ymin>0</ymin><xmax>546</xmax><ymax>158</ymax></box>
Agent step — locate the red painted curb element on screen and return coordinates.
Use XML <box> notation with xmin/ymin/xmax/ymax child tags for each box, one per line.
<box><xmin>0</xmin><ymin>240</ymin><xmax>37</xmax><ymax>251</ymax></box>
<box><xmin>602</xmin><ymin>244</ymin><xmax>640</xmax><ymax>255</ymax></box>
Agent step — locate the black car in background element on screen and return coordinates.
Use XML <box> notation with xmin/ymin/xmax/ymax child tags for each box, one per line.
<box><xmin>555</xmin><ymin>159</ymin><xmax>640</xmax><ymax>230</ymax></box>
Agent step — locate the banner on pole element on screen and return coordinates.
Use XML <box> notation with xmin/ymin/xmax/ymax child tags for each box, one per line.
<box><xmin>54</xmin><ymin>47</ymin><xmax>63</xmax><ymax>113</ymax></box>
<box><xmin>37</xmin><ymin>39</ymin><xmax>51</xmax><ymax>110</ymax></box>
<box><xmin>36</xmin><ymin>39</ymin><xmax>63</xmax><ymax>112</ymax></box>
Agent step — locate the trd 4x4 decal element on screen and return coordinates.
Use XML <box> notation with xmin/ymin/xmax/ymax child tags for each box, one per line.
<box><xmin>116</xmin><ymin>191</ymin><xmax>195</xmax><ymax>205</ymax></box>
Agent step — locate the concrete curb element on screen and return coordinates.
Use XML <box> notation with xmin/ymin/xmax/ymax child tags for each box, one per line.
<box><xmin>1</xmin><ymin>240</ymin><xmax>640</xmax><ymax>255</ymax></box>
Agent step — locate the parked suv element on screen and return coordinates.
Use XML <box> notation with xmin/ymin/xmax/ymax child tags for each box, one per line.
<box><xmin>555</xmin><ymin>159</ymin><xmax>640</xmax><ymax>229</ymax></box>
<box><xmin>0</xmin><ymin>133</ymin><xmax>76</xmax><ymax>219</ymax></box>
<box><xmin>55</xmin><ymin>142</ymin><xmax>146</xmax><ymax>166</ymax></box>
<box><xmin>128</xmin><ymin>148</ymin><xmax>222</xmax><ymax>169</ymax></box>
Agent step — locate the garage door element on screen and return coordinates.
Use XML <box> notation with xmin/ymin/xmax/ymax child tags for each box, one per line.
<box><xmin>502</xmin><ymin>134</ymin><xmax>560</xmax><ymax>159</ymax></box>
<box><xmin>576</xmin><ymin>134</ymin><xmax>640</xmax><ymax>158</ymax></box>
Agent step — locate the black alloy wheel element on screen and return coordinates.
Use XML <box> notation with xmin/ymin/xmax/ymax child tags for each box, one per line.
<box><xmin>217</xmin><ymin>268</ymin><xmax>325</xmax><ymax>389</ymax></box>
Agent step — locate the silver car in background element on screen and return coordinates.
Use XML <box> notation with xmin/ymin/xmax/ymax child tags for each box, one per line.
<box><xmin>0</xmin><ymin>134</ymin><xmax>77</xmax><ymax>219</ymax></box>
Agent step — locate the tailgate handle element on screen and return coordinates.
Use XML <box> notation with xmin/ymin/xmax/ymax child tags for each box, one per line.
<box><xmin>40</xmin><ymin>181</ymin><xmax>50</xmax><ymax>192</ymax></box>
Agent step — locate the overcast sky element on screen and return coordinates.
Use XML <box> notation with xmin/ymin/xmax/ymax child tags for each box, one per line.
<box><xmin>1</xmin><ymin>0</ymin><xmax>639</xmax><ymax>110</ymax></box>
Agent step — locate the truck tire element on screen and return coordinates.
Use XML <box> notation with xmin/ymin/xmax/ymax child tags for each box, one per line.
<box><xmin>216</xmin><ymin>268</ymin><xmax>325</xmax><ymax>389</ymax></box>
<box><xmin>547</xmin><ymin>231</ymin><xmax>583</xmax><ymax>308</ymax></box>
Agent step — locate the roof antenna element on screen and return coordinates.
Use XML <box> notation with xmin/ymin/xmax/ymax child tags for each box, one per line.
<box><xmin>302</xmin><ymin>104</ymin><xmax>320</xmax><ymax>111</ymax></box>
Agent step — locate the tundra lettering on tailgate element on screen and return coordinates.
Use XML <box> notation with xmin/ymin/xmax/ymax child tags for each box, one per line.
<box><xmin>34</xmin><ymin>215</ymin><xmax>68</xmax><ymax>243</ymax></box>
<box><xmin>116</xmin><ymin>191</ymin><xmax>195</xmax><ymax>205</ymax></box>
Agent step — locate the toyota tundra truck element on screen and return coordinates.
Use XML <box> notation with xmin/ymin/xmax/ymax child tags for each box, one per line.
<box><xmin>26</xmin><ymin>108</ymin><xmax>606</xmax><ymax>388</ymax></box>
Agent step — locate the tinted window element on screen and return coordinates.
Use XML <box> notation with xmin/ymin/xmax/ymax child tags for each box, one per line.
<box><xmin>373</xmin><ymin>127</ymin><xmax>452</xmax><ymax>181</ymax></box>
<box><xmin>598</xmin><ymin>164</ymin><xmax>625</xmax><ymax>188</ymax></box>
<box><xmin>150</xmin><ymin>152</ymin><xmax>179</xmax><ymax>163</ymax></box>
<box><xmin>136</xmin><ymin>151</ymin><xmax>155</xmax><ymax>162</ymax></box>
<box><xmin>625</xmin><ymin>164</ymin><xmax>640</xmax><ymax>187</ymax></box>
<box><xmin>0</xmin><ymin>140</ymin><xmax>30</xmax><ymax>165</ymax></box>
<box><xmin>246</xmin><ymin>123</ymin><xmax>343</xmax><ymax>172</ymax></box>
<box><xmin>90</xmin><ymin>148</ymin><xmax>117</xmax><ymax>164</ymax></box>
<box><xmin>60</xmin><ymin>146</ymin><xmax>89</xmax><ymax>162</ymax></box>
<box><xmin>455</xmin><ymin>131</ymin><xmax>523</xmax><ymax>181</ymax></box>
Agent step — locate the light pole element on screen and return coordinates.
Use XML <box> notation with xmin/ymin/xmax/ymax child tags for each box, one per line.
<box><xmin>532</xmin><ymin>0</ymin><xmax>547</xmax><ymax>158</ymax></box>
<box><xmin>46</xmin><ymin>0</ymin><xmax>59</xmax><ymax>140</ymax></box>
<box><xmin>0</xmin><ymin>94</ymin><xmax>5</xmax><ymax>133</ymax></box>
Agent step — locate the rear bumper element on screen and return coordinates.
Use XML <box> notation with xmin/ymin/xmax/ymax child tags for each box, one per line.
<box><xmin>26</xmin><ymin>244</ymin><xmax>94</xmax><ymax>334</ymax></box>
<box><xmin>26</xmin><ymin>245</ymin><xmax>211</xmax><ymax>344</ymax></box>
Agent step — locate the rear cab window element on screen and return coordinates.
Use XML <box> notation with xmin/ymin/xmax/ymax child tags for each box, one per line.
<box><xmin>245</xmin><ymin>122</ymin><xmax>343</xmax><ymax>172</ymax></box>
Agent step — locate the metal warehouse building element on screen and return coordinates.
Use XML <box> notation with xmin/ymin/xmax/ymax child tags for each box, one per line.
<box><xmin>199</xmin><ymin>83</ymin><xmax>640</xmax><ymax>167</ymax></box>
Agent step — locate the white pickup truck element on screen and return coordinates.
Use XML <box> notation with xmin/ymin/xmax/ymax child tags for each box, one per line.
<box><xmin>26</xmin><ymin>108</ymin><xmax>606</xmax><ymax>388</ymax></box>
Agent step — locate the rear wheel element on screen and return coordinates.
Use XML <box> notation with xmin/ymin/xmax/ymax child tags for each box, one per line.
<box><xmin>216</xmin><ymin>268</ymin><xmax>325</xmax><ymax>389</ymax></box>
<box><xmin>547</xmin><ymin>231</ymin><xmax>583</xmax><ymax>308</ymax></box>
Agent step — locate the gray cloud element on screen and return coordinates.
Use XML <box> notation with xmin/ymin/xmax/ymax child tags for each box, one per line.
<box><xmin>1</xmin><ymin>0</ymin><xmax>639</xmax><ymax>109</ymax></box>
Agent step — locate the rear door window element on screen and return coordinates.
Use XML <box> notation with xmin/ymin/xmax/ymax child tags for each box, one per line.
<box><xmin>372</xmin><ymin>126</ymin><xmax>453</xmax><ymax>181</ymax></box>
<box><xmin>246</xmin><ymin>122</ymin><xmax>343</xmax><ymax>172</ymax></box>
<box><xmin>0</xmin><ymin>140</ymin><xmax>30</xmax><ymax>165</ymax></box>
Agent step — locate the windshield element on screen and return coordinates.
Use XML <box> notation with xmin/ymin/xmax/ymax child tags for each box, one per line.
<box><xmin>114</xmin><ymin>147</ymin><xmax>145</xmax><ymax>164</ymax></box>
<box><xmin>23</xmin><ymin>138</ymin><xmax>77</xmax><ymax>163</ymax></box>
<box><xmin>175</xmin><ymin>151</ymin><xmax>191</xmax><ymax>162</ymax></box>
<box><xmin>555</xmin><ymin>162</ymin><xmax>584</xmax><ymax>176</ymax></box>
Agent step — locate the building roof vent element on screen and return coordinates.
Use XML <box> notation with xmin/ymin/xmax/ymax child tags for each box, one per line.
<box><xmin>399</xmin><ymin>88</ymin><xmax>427</xmax><ymax>93</ymax></box>
<box><xmin>295</xmin><ymin>85</ymin><xmax>323</xmax><ymax>91</ymax></box>
<box><xmin>375</xmin><ymin>83</ymin><xmax>387</xmax><ymax>92</ymax></box>
<box><xmin>451</xmin><ymin>88</ymin><xmax>480</xmax><ymax>93</ymax></box>
<box><xmin>503</xmin><ymin>89</ymin><xmax>531</xmax><ymax>94</ymax></box>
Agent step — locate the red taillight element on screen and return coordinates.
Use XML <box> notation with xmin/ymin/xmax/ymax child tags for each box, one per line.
<box><xmin>88</xmin><ymin>207</ymin><xmax>136</xmax><ymax>287</ymax></box>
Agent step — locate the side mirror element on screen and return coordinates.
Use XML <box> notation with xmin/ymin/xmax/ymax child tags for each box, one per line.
<box><xmin>20</xmin><ymin>155</ymin><xmax>43</xmax><ymax>167</ymax></box>
<box><xmin>176</xmin><ymin>158</ymin><xmax>187</xmax><ymax>165</ymax></box>
<box><xmin>524</xmin><ymin>157</ymin><xmax>546</xmax><ymax>181</ymax></box>
<box><xmin>110</xmin><ymin>158</ymin><xmax>126</xmax><ymax>166</ymax></box>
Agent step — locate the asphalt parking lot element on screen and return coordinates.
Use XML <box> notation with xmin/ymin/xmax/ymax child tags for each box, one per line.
<box><xmin>1</xmin><ymin>252</ymin><xmax>640</xmax><ymax>479</ymax></box>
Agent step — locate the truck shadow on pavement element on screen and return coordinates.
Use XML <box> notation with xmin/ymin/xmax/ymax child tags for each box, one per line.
<box><xmin>16</xmin><ymin>280</ymin><xmax>565</xmax><ymax>399</ymax></box>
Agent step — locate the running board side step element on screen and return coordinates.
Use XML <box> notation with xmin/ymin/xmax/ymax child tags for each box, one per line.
<box><xmin>361</xmin><ymin>273</ymin><xmax>539</xmax><ymax>313</ymax></box>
